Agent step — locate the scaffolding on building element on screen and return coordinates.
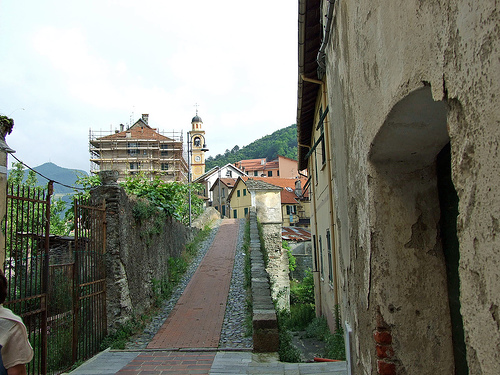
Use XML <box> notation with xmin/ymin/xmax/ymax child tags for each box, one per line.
<box><xmin>89</xmin><ymin>128</ymin><xmax>188</xmax><ymax>183</ymax></box>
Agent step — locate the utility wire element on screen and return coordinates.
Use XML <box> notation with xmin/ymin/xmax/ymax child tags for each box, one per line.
<box><xmin>9</xmin><ymin>153</ymin><xmax>86</xmax><ymax>191</ymax></box>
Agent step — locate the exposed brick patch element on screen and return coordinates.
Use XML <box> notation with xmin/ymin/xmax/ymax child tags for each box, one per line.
<box><xmin>376</xmin><ymin>344</ymin><xmax>394</xmax><ymax>359</ymax></box>
<box><xmin>378</xmin><ymin>360</ymin><xmax>396</xmax><ymax>375</ymax></box>
<box><xmin>375</xmin><ymin>306</ymin><xmax>397</xmax><ymax>374</ymax></box>
<box><xmin>373</xmin><ymin>330</ymin><xmax>392</xmax><ymax>345</ymax></box>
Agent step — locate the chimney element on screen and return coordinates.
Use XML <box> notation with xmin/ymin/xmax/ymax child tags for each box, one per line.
<box><xmin>142</xmin><ymin>114</ymin><xmax>149</xmax><ymax>125</ymax></box>
<box><xmin>295</xmin><ymin>179</ymin><xmax>302</xmax><ymax>197</ymax></box>
<box><xmin>120</xmin><ymin>124</ymin><xmax>124</xmax><ymax>132</ymax></box>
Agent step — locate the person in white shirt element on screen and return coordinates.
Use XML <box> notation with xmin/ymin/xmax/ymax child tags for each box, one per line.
<box><xmin>0</xmin><ymin>269</ymin><xmax>33</xmax><ymax>375</ymax></box>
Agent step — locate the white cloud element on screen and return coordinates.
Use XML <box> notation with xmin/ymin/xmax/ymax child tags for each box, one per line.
<box><xmin>0</xmin><ymin>0</ymin><xmax>298</xmax><ymax>172</ymax></box>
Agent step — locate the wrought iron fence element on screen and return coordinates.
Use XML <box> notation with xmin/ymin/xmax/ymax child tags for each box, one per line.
<box><xmin>4</xmin><ymin>181</ymin><xmax>107</xmax><ymax>374</ymax></box>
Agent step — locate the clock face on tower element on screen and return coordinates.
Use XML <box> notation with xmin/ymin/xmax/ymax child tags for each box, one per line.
<box><xmin>195</xmin><ymin>155</ymin><xmax>201</xmax><ymax>162</ymax></box>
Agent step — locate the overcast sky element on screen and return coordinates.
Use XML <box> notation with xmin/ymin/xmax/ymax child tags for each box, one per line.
<box><xmin>0</xmin><ymin>0</ymin><xmax>298</xmax><ymax>173</ymax></box>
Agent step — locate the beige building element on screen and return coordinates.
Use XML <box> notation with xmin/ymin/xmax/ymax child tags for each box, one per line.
<box><xmin>234</xmin><ymin>155</ymin><xmax>304</xmax><ymax>178</ymax></box>
<box><xmin>90</xmin><ymin>114</ymin><xmax>187</xmax><ymax>182</ymax></box>
<box><xmin>228</xmin><ymin>176</ymin><xmax>310</xmax><ymax>228</ymax></box>
<box><xmin>210</xmin><ymin>177</ymin><xmax>237</xmax><ymax>218</ymax></box>
<box><xmin>297</xmin><ymin>0</ymin><xmax>499</xmax><ymax>374</ymax></box>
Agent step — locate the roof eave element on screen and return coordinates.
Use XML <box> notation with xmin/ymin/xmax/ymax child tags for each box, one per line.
<box><xmin>297</xmin><ymin>0</ymin><xmax>322</xmax><ymax>171</ymax></box>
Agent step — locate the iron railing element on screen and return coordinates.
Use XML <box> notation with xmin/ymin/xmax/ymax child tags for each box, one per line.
<box><xmin>4</xmin><ymin>182</ymin><xmax>107</xmax><ymax>374</ymax></box>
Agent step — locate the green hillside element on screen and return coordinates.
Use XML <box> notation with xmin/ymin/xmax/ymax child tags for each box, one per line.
<box><xmin>205</xmin><ymin>124</ymin><xmax>297</xmax><ymax>170</ymax></box>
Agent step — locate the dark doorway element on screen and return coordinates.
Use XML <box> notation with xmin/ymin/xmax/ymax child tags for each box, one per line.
<box><xmin>437</xmin><ymin>143</ymin><xmax>469</xmax><ymax>374</ymax></box>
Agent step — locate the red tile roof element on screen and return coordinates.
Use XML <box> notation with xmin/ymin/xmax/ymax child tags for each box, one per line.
<box><xmin>282</xmin><ymin>227</ymin><xmax>311</xmax><ymax>242</ymax></box>
<box><xmin>98</xmin><ymin>123</ymin><xmax>174</xmax><ymax>142</ymax></box>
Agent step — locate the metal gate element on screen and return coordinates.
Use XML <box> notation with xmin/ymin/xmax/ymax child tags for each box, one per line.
<box><xmin>4</xmin><ymin>181</ymin><xmax>107</xmax><ymax>374</ymax></box>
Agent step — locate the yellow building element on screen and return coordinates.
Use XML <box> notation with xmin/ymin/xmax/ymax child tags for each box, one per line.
<box><xmin>188</xmin><ymin>112</ymin><xmax>208</xmax><ymax>182</ymax></box>
<box><xmin>227</xmin><ymin>178</ymin><xmax>253</xmax><ymax>219</ymax></box>
<box><xmin>227</xmin><ymin>176</ymin><xmax>310</xmax><ymax>227</ymax></box>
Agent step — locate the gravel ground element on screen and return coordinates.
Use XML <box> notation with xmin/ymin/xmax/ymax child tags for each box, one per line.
<box><xmin>125</xmin><ymin>218</ymin><xmax>252</xmax><ymax>350</ymax></box>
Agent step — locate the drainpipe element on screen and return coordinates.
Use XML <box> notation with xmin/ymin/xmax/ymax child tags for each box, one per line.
<box><xmin>317</xmin><ymin>0</ymin><xmax>337</xmax><ymax>78</ymax></box>
<box><xmin>301</xmin><ymin>76</ymin><xmax>339</xmax><ymax>308</ymax></box>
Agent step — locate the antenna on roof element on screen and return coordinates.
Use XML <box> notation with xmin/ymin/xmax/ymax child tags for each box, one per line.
<box><xmin>194</xmin><ymin>102</ymin><xmax>200</xmax><ymax>115</ymax></box>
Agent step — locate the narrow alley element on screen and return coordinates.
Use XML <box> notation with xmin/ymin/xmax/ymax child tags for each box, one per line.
<box><xmin>68</xmin><ymin>219</ymin><xmax>347</xmax><ymax>375</ymax></box>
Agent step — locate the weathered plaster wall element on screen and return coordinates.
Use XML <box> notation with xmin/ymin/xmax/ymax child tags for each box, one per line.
<box><xmin>324</xmin><ymin>0</ymin><xmax>499</xmax><ymax>373</ymax></box>
<box><xmin>92</xmin><ymin>181</ymin><xmax>195</xmax><ymax>333</ymax></box>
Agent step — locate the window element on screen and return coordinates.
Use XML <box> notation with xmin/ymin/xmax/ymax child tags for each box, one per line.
<box><xmin>161</xmin><ymin>150</ymin><xmax>168</xmax><ymax>157</ymax></box>
<box><xmin>277</xmin><ymin>170</ymin><xmax>280</xmax><ymax>176</ymax></box>
<box><xmin>160</xmin><ymin>144</ymin><xmax>169</xmax><ymax>149</ymax></box>
<box><xmin>128</xmin><ymin>149</ymin><xmax>138</xmax><ymax>156</ymax></box>
<box><xmin>321</xmin><ymin>131</ymin><xmax>326</xmax><ymax>166</ymax></box>
<box><xmin>254</xmin><ymin>171</ymin><xmax>258</xmax><ymax>176</ymax></box>
<box><xmin>233</xmin><ymin>209</ymin><xmax>237</xmax><ymax>218</ymax></box>
<box><xmin>226</xmin><ymin>170</ymin><xmax>232</xmax><ymax>177</ymax></box>
<box><xmin>127</xmin><ymin>142</ymin><xmax>138</xmax><ymax>148</ymax></box>
<box><xmin>244</xmin><ymin>207</ymin><xmax>249</xmax><ymax>216</ymax></box>
<box><xmin>194</xmin><ymin>137</ymin><xmax>201</xmax><ymax>146</ymax></box>
<box><xmin>222</xmin><ymin>205</ymin><xmax>226</xmax><ymax>216</ymax></box>
<box><xmin>327</xmin><ymin>229</ymin><xmax>333</xmax><ymax>283</ymax></box>
<box><xmin>319</xmin><ymin>107</ymin><xmax>327</xmax><ymax>166</ymax></box>
<box><xmin>286</xmin><ymin>205</ymin><xmax>296</xmax><ymax>215</ymax></box>
<box><xmin>221</xmin><ymin>188</ymin><xmax>225</xmax><ymax>198</ymax></box>
<box><xmin>243</xmin><ymin>189</ymin><xmax>247</xmax><ymax>196</ymax></box>
<box><xmin>237</xmin><ymin>190</ymin><xmax>241</xmax><ymax>197</ymax></box>
<box><xmin>319</xmin><ymin>235</ymin><xmax>324</xmax><ymax>279</ymax></box>
<box><xmin>313</xmin><ymin>235</ymin><xmax>318</xmax><ymax>272</ymax></box>
<box><xmin>161</xmin><ymin>163</ymin><xmax>169</xmax><ymax>171</ymax></box>
<box><xmin>130</xmin><ymin>162</ymin><xmax>138</xmax><ymax>170</ymax></box>
<box><xmin>268</xmin><ymin>171</ymin><xmax>273</xmax><ymax>177</ymax></box>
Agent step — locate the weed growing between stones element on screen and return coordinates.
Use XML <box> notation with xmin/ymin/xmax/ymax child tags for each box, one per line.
<box><xmin>100</xmin><ymin>313</ymin><xmax>151</xmax><ymax>350</ymax></box>
<box><xmin>243</xmin><ymin>219</ymin><xmax>253</xmax><ymax>337</ymax></box>
<box><xmin>282</xmin><ymin>240</ymin><xmax>296</xmax><ymax>272</ymax></box>
<box><xmin>303</xmin><ymin>306</ymin><xmax>346</xmax><ymax>360</ymax></box>
<box><xmin>276</xmin><ymin>309</ymin><xmax>302</xmax><ymax>362</ymax></box>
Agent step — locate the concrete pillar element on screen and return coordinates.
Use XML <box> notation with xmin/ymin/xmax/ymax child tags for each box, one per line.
<box><xmin>0</xmin><ymin>117</ymin><xmax>15</xmax><ymax>267</ymax></box>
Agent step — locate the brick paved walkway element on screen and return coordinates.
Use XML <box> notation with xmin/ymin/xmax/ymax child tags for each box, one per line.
<box><xmin>148</xmin><ymin>219</ymin><xmax>239</xmax><ymax>349</ymax></box>
<box><xmin>116</xmin><ymin>351</ymin><xmax>216</xmax><ymax>375</ymax></box>
<box><xmin>111</xmin><ymin>219</ymin><xmax>240</xmax><ymax>374</ymax></box>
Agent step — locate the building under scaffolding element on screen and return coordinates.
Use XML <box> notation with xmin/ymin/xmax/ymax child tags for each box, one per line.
<box><xmin>89</xmin><ymin>114</ymin><xmax>188</xmax><ymax>183</ymax></box>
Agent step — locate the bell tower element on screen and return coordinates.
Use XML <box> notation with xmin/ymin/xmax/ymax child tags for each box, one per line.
<box><xmin>190</xmin><ymin>110</ymin><xmax>208</xmax><ymax>181</ymax></box>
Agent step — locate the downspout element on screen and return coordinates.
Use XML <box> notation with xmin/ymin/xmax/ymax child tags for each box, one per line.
<box><xmin>317</xmin><ymin>0</ymin><xmax>336</xmax><ymax>78</ymax></box>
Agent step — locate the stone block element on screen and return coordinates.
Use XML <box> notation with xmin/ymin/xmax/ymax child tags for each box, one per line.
<box><xmin>253</xmin><ymin>328</ymin><xmax>279</xmax><ymax>353</ymax></box>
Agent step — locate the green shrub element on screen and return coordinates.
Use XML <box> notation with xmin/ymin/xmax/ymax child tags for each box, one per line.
<box><xmin>304</xmin><ymin>316</ymin><xmax>329</xmax><ymax>340</ymax></box>
<box><xmin>290</xmin><ymin>269</ymin><xmax>315</xmax><ymax>305</ymax></box>
<box><xmin>288</xmin><ymin>303</ymin><xmax>315</xmax><ymax>331</ymax></box>
<box><xmin>277</xmin><ymin>309</ymin><xmax>301</xmax><ymax>362</ymax></box>
<box><xmin>303</xmin><ymin>308</ymin><xmax>346</xmax><ymax>361</ymax></box>
<box><xmin>100</xmin><ymin>314</ymin><xmax>149</xmax><ymax>350</ymax></box>
<box><xmin>132</xmin><ymin>199</ymin><xmax>159</xmax><ymax>222</ymax></box>
<box><xmin>325</xmin><ymin>325</ymin><xmax>346</xmax><ymax>360</ymax></box>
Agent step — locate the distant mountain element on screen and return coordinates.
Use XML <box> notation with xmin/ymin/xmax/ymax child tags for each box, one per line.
<box><xmin>8</xmin><ymin>162</ymin><xmax>88</xmax><ymax>196</ymax></box>
<box><xmin>205</xmin><ymin>124</ymin><xmax>297</xmax><ymax>170</ymax></box>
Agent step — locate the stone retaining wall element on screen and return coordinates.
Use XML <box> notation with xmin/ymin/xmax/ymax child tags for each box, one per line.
<box><xmin>92</xmin><ymin>174</ymin><xmax>196</xmax><ymax>333</ymax></box>
<box><xmin>249</xmin><ymin>208</ymin><xmax>279</xmax><ymax>352</ymax></box>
